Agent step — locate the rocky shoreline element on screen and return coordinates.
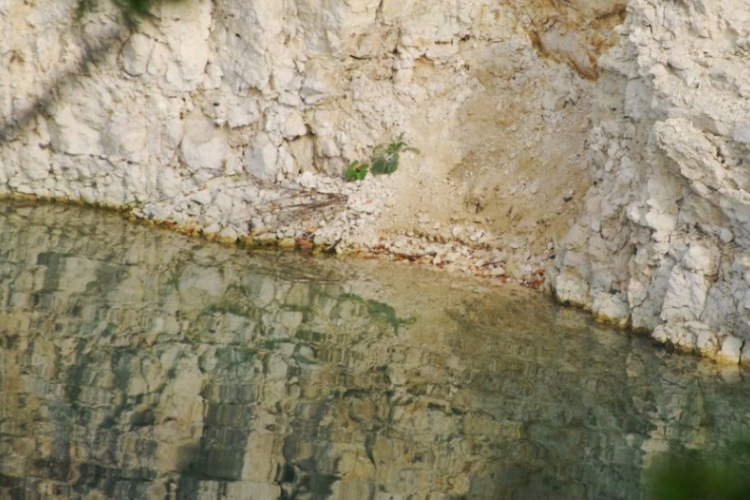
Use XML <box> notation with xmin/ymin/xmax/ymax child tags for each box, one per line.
<box><xmin>2</xmin><ymin>0</ymin><xmax>750</xmax><ymax>366</ymax></box>
<box><xmin>131</xmin><ymin>172</ymin><xmax>552</xmax><ymax>288</ymax></box>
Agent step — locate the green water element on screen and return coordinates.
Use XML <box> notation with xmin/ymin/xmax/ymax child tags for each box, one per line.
<box><xmin>0</xmin><ymin>201</ymin><xmax>748</xmax><ymax>500</ymax></box>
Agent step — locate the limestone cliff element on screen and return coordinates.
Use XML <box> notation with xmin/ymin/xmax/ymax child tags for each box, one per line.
<box><xmin>0</xmin><ymin>0</ymin><xmax>622</xmax><ymax>250</ymax></box>
<box><xmin>553</xmin><ymin>0</ymin><xmax>750</xmax><ymax>364</ymax></box>
<box><xmin>1</xmin><ymin>0</ymin><xmax>749</xmax><ymax>363</ymax></box>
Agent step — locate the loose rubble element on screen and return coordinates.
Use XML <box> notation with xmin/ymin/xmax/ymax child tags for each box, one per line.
<box><xmin>129</xmin><ymin>170</ymin><xmax>550</xmax><ymax>290</ymax></box>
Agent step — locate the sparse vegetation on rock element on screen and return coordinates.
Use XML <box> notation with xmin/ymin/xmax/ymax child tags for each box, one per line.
<box><xmin>345</xmin><ymin>134</ymin><xmax>419</xmax><ymax>182</ymax></box>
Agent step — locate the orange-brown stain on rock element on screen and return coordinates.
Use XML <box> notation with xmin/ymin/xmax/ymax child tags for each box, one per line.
<box><xmin>512</xmin><ymin>0</ymin><xmax>628</xmax><ymax>80</ymax></box>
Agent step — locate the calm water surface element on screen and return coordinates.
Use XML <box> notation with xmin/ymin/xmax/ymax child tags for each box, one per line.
<box><xmin>0</xmin><ymin>201</ymin><xmax>749</xmax><ymax>500</ymax></box>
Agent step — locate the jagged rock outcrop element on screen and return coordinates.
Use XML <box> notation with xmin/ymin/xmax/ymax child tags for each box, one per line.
<box><xmin>553</xmin><ymin>0</ymin><xmax>750</xmax><ymax>363</ymax></box>
<box><xmin>2</xmin><ymin>0</ymin><xmax>750</xmax><ymax>361</ymax></box>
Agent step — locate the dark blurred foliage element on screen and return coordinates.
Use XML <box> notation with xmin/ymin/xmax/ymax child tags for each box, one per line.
<box><xmin>76</xmin><ymin>0</ymin><xmax>182</xmax><ymax>28</ymax></box>
<box><xmin>647</xmin><ymin>441</ymin><xmax>750</xmax><ymax>500</ymax></box>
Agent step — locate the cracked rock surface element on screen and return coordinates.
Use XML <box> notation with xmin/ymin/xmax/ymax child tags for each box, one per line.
<box><xmin>552</xmin><ymin>0</ymin><xmax>750</xmax><ymax>363</ymax></box>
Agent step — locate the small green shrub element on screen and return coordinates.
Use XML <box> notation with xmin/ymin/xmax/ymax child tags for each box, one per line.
<box><xmin>345</xmin><ymin>133</ymin><xmax>419</xmax><ymax>182</ymax></box>
<box><xmin>345</xmin><ymin>161</ymin><xmax>369</xmax><ymax>182</ymax></box>
<box><xmin>370</xmin><ymin>134</ymin><xmax>419</xmax><ymax>175</ymax></box>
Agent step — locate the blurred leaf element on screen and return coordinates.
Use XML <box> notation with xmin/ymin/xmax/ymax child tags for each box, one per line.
<box><xmin>647</xmin><ymin>451</ymin><xmax>750</xmax><ymax>500</ymax></box>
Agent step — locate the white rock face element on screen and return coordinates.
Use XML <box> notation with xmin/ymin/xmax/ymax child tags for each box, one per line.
<box><xmin>592</xmin><ymin>292</ymin><xmax>630</xmax><ymax>328</ymax></box>
<box><xmin>553</xmin><ymin>0</ymin><xmax>750</xmax><ymax>363</ymax></box>
<box><xmin>1</xmin><ymin>0</ymin><xmax>623</xmax><ymax>233</ymax></box>
<box><xmin>3</xmin><ymin>0</ymin><xmax>749</xmax><ymax>362</ymax></box>
<box><xmin>179</xmin><ymin>114</ymin><xmax>228</xmax><ymax>177</ymax></box>
<box><xmin>47</xmin><ymin>103</ymin><xmax>103</xmax><ymax>157</ymax></box>
<box><xmin>245</xmin><ymin>133</ymin><xmax>279</xmax><ymax>182</ymax></box>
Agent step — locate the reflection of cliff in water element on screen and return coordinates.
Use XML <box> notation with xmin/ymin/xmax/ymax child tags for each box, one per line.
<box><xmin>0</xmin><ymin>202</ymin><xmax>749</xmax><ymax>500</ymax></box>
